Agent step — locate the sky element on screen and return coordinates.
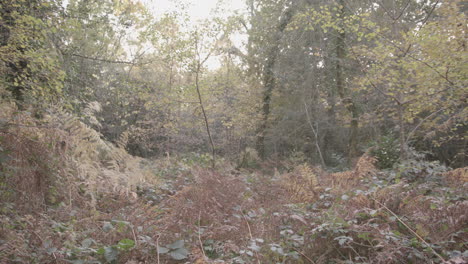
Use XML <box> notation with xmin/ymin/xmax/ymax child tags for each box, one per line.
<box><xmin>142</xmin><ymin>0</ymin><xmax>246</xmax><ymax>22</ymax></box>
<box><xmin>142</xmin><ymin>0</ymin><xmax>248</xmax><ymax>69</ymax></box>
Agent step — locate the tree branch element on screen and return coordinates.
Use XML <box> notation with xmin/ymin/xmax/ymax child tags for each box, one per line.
<box><xmin>69</xmin><ymin>53</ymin><xmax>150</xmax><ymax>65</ymax></box>
<box><xmin>303</xmin><ymin>101</ymin><xmax>326</xmax><ymax>168</ymax></box>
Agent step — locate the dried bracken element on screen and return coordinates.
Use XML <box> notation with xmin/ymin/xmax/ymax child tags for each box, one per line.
<box><xmin>443</xmin><ymin>167</ymin><xmax>468</xmax><ymax>184</ymax></box>
<box><xmin>281</xmin><ymin>163</ymin><xmax>319</xmax><ymax>202</ymax></box>
<box><xmin>1</xmin><ymin>113</ymin><xmax>467</xmax><ymax>264</ymax></box>
<box><xmin>329</xmin><ymin>153</ymin><xmax>378</xmax><ymax>190</ymax></box>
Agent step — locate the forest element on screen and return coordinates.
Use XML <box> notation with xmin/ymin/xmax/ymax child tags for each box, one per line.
<box><xmin>0</xmin><ymin>0</ymin><xmax>466</xmax><ymax>263</ymax></box>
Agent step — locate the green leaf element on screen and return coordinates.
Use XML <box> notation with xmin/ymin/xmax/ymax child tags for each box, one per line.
<box><xmin>111</xmin><ymin>220</ymin><xmax>131</xmax><ymax>232</ymax></box>
<box><xmin>167</xmin><ymin>239</ymin><xmax>184</xmax><ymax>249</ymax></box>
<box><xmin>97</xmin><ymin>247</ymin><xmax>105</xmax><ymax>255</ymax></box>
<box><xmin>169</xmin><ymin>247</ymin><xmax>189</xmax><ymax>260</ymax></box>
<box><xmin>117</xmin><ymin>239</ymin><xmax>135</xmax><ymax>251</ymax></box>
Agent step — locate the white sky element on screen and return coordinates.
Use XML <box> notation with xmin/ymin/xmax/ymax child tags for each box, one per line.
<box><xmin>142</xmin><ymin>0</ymin><xmax>246</xmax><ymax>22</ymax></box>
<box><xmin>142</xmin><ymin>0</ymin><xmax>247</xmax><ymax>69</ymax></box>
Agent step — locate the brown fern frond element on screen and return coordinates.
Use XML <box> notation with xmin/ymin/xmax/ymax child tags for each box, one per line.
<box><xmin>329</xmin><ymin>154</ymin><xmax>377</xmax><ymax>190</ymax></box>
<box><xmin>354</xmin><ymin>154</ymin><xmax>378</xmax><ymax>178</ymax></box>
<box><xmin>116</xmin><ymin>131</ymin><xmax>129</xmax><ymax>149</ymax></box>
<box><xmin>443</xmin><ymin>167</ymin><xmax>468</xmax><ymax>184</ymax></box>
<box><xmin>281</xmin><ymin>163</ymin><xmax>319</xmax><ymax>202</ymax></box>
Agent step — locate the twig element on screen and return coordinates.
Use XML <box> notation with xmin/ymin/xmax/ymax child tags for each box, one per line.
<box><xmin>31</xmin><ymin>229</ymin><xmax>58</xmax><ymax>261</ymax></box>
<box><xmin>131</xmin><ymin>226</ymin><xmax>138</xmax><ymax>247</ymax></box>
<box><xmin>156</xmin><ymin>234</ymin><xmax>161</xmax><ymax>264</ymax></box>
<box><xmin>69</xmin><ymin>53</ymin><xmax>150</xmax><ymax>65</ymax></box>
<box><xmin>31</xmin><ymin>230</ymin><xmax>44</xmax><ymax>244</ymax></box>
<box><xmin>405</xmin><ymin>108</ymin><xmax>445</xmax><ymax>145</ymax></box>
<box><xmin>293</xmin><ymin>247</ymin><xmax>316</xmax><ymax>264</ymax></box>
<box><xmin>415</xmin><ymin>0</ymin><xmax>440</xmax><ymax>34</ymax></box>
<box><xmin>240</xmin><ymin>209</ymin><xmax>261</xmax><ymax>264</ymax></box>
<box><xmin>69</xmin><ymin>185</ymin><xmax>72</xmax><ymax>208</ymax></box>
<box><xmin>198</xmin><ymin>211</ymin><xmax>207</xmax><ymax>259</ymax></box>
<box><xmin>373</xmin><ymin>199</ymin><xmax>446</xmax><ymax>263</ymax></box>
<box><xmin>241</xmin><ymin>211</ymin><xmax>254</xmax><ymax>241</ymax></box>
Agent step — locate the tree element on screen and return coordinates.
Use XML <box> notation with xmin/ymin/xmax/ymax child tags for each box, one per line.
<box><xmin>242</xmin><ymin>0</ymin><xmax>299</xmax><ymax>159</ymax></box>
<box><xmin>0</xmin><ymin>0</ymin><xmax>64</xmax><ymax>107</ymax></box>
<box><xmin>190</xmin><ymin>23</ymin><xmax>219</xmax><ymax>168</ymax></box>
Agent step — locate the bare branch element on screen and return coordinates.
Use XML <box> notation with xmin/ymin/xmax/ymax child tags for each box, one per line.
<box><xmin>69</xmin><ymin>53</ymin><xmax>150</xmax><ymax>65</ymax></box>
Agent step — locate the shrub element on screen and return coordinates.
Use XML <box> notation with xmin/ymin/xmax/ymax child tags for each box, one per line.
<box><xmin>394</xmin><ymin>158</ymin><xmax>448</xmax><ymax>183</ymax></box>
<box><xmin>370</xmin><ymin>134</ymin><xmax>400</xmax><ymax>169</ymax></box>
<box><xmin>237</xmin><ymin>148</ymin><xmax>260</xmax><ymax>169</ymax></box>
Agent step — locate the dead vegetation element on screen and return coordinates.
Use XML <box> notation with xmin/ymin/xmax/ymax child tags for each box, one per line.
<box><xmin>443</xmin><ymin>167</ymin><xmax>468</xmax><ymax>185</ymax></box>
<box><xmin>328</xmin><ymin>154</ymin><xmax>378</xmax><ymax>190</ymax></box>
<box><xmin>281</xmin><ymin>163</ymin><xmax>320</xmax><ymax>202</ymax></box>
<box><xmin>0</xmin><ymin>107</ymin><xmax>467</xmax><ymax>263</ymax></box>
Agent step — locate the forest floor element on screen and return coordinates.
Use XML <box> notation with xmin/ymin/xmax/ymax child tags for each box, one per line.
<box><xmin>1</xmin><ymin>149</ymin><xmax>467</xmax><ymax>264</ymax></box>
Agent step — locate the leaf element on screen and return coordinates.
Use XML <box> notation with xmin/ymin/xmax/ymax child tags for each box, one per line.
<box><xmin>46</xmin><ymin>246</ymin><xmax>57</xmax><ymax>255</ymax></box>
<box><xmin>167</xmin><ymin>239</ymin><xmax>184</xmax><ymax>249</ymax></box>
<box><xmin>249</xmin><ymin>243</ymin><xmax>261</xmax><ymax>252</ymax></box>
<box><xmin>117</xmin><ymin>239</ymin><xmax>135</xmax><ymax>250</ymax></box>
<box><xmin>102</xmin><ymin>222</ymin><xmax>113</xmax><ymax>232</ymax></box>
<box><xmin>335</xmin><ymin>236</ymin><xmax>353</xmax><ymax>246</ymax></box>
<box><xmin>111</xmin><ymin>220</ymin><xmax>131</xmax><ymax>232</ymax></box>
<box><xmin>0</xmin><ymin>152</ymin><xmax>11</xmax><ymax>163</ymax></box>
<box><xmin>81</xmin><ymin>238</ymin><xmax>95</xmax><ymax>248</ymax></box>
<box><xmin>169</xmin><ymin>247</ymin><xmax>189</xmax><ymax>260</ymax></box>
<box><xmin>103</xmin><ymin>246</ymin><xmax>119</xmax><ymax>263</ymax></box>
<box><xmin>157</xmin><ymin>246</ymin><xmax>170</xmax><ymax>254</ymax></box>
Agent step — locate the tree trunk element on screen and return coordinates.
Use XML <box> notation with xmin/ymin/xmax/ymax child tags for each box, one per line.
<box><xmin>195</xmin><ymin>64</ymin><xmax>216</xmax><ymax>168</ymax></box>
<box><xmin>255</xmin><ymin>6</ymin><xmax>295</xmax><ymax>159</ymax></box>
<box><xmin>335</xmin><ymin>0</ymin><xmax>359</xmax><ymax>163</ymax></box>
<box><xmin>397</xmin><ymin>99</ymin><xmax>407</xmax><ymax>159</ymax></box>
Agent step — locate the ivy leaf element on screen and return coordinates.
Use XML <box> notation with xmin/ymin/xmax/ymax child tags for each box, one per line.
<box><xmin>117</xmin><ymin>239</ymin><xmax>135</xmax><ymax>250</ymax></box>
<box><xmin>81</xmin><ymin>238</ymin><xmax>95</xmax><ymax>248</ymax></box>
<box><xmin>335</xmin><ymin>236</ymin><xmax>353</xmax><ymax>246</ymax></box>
<box><xmin>102</xmin><ymin>222</ymin><xmax>113</xmax><ymax>232</ymax></box>
<box><xmin>157</xmin><ymin>246</ymin><xmax>170</xmax><ymax>254</ymax></box>
<box><xmin>249</xmin><ymin>243</ymin><xmax>261</xmax><ymax>252</ymax></box>
<box><xmin>103</xmin><ymin>246</ymin><xmax>119</xmax><ymax>263</ymax></box>
<box><xmin>111</xmin><ymin>220</ymin><xmax>131</xmax><ymax>233</ymax></box>
<box><xmin>169</xmin><ymin>247</ymin><xmax>189</xmax><ymax>260</ymax></box>
<box><xmin>167</xmin><ymin>239</ymin><xmax>184</xmax><ymax>249</ymax></box>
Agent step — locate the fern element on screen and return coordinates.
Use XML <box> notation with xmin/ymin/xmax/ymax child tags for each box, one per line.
<box><xmin>330</xmin><ymin>154</ymin><xmax>377</xmax><ymax>189</ymax></box>
<box><xmin>443</xmin><ymin>167</ymin><xmax>468</xmax><ymax>184</ymax></box>
<box><xmin>116</xmin><ymin>131</ymin><xmax>129</xmax><ymax>149</ymax></box>
<box><xmin>282</xmin><ymin>163</ymin><xmax>319</xmax><ymax>202</ymax></box>
<box><xmin>46</xmin><ymin>107</ymin><xmax>151</xmax><ymax>199</ymax></box>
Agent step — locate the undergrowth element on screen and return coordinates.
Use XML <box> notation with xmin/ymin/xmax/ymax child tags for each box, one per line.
<box><xmin>0</xmin><ymin>103</ymin><xmax>467</xmax><ymax>264</ymax></box>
